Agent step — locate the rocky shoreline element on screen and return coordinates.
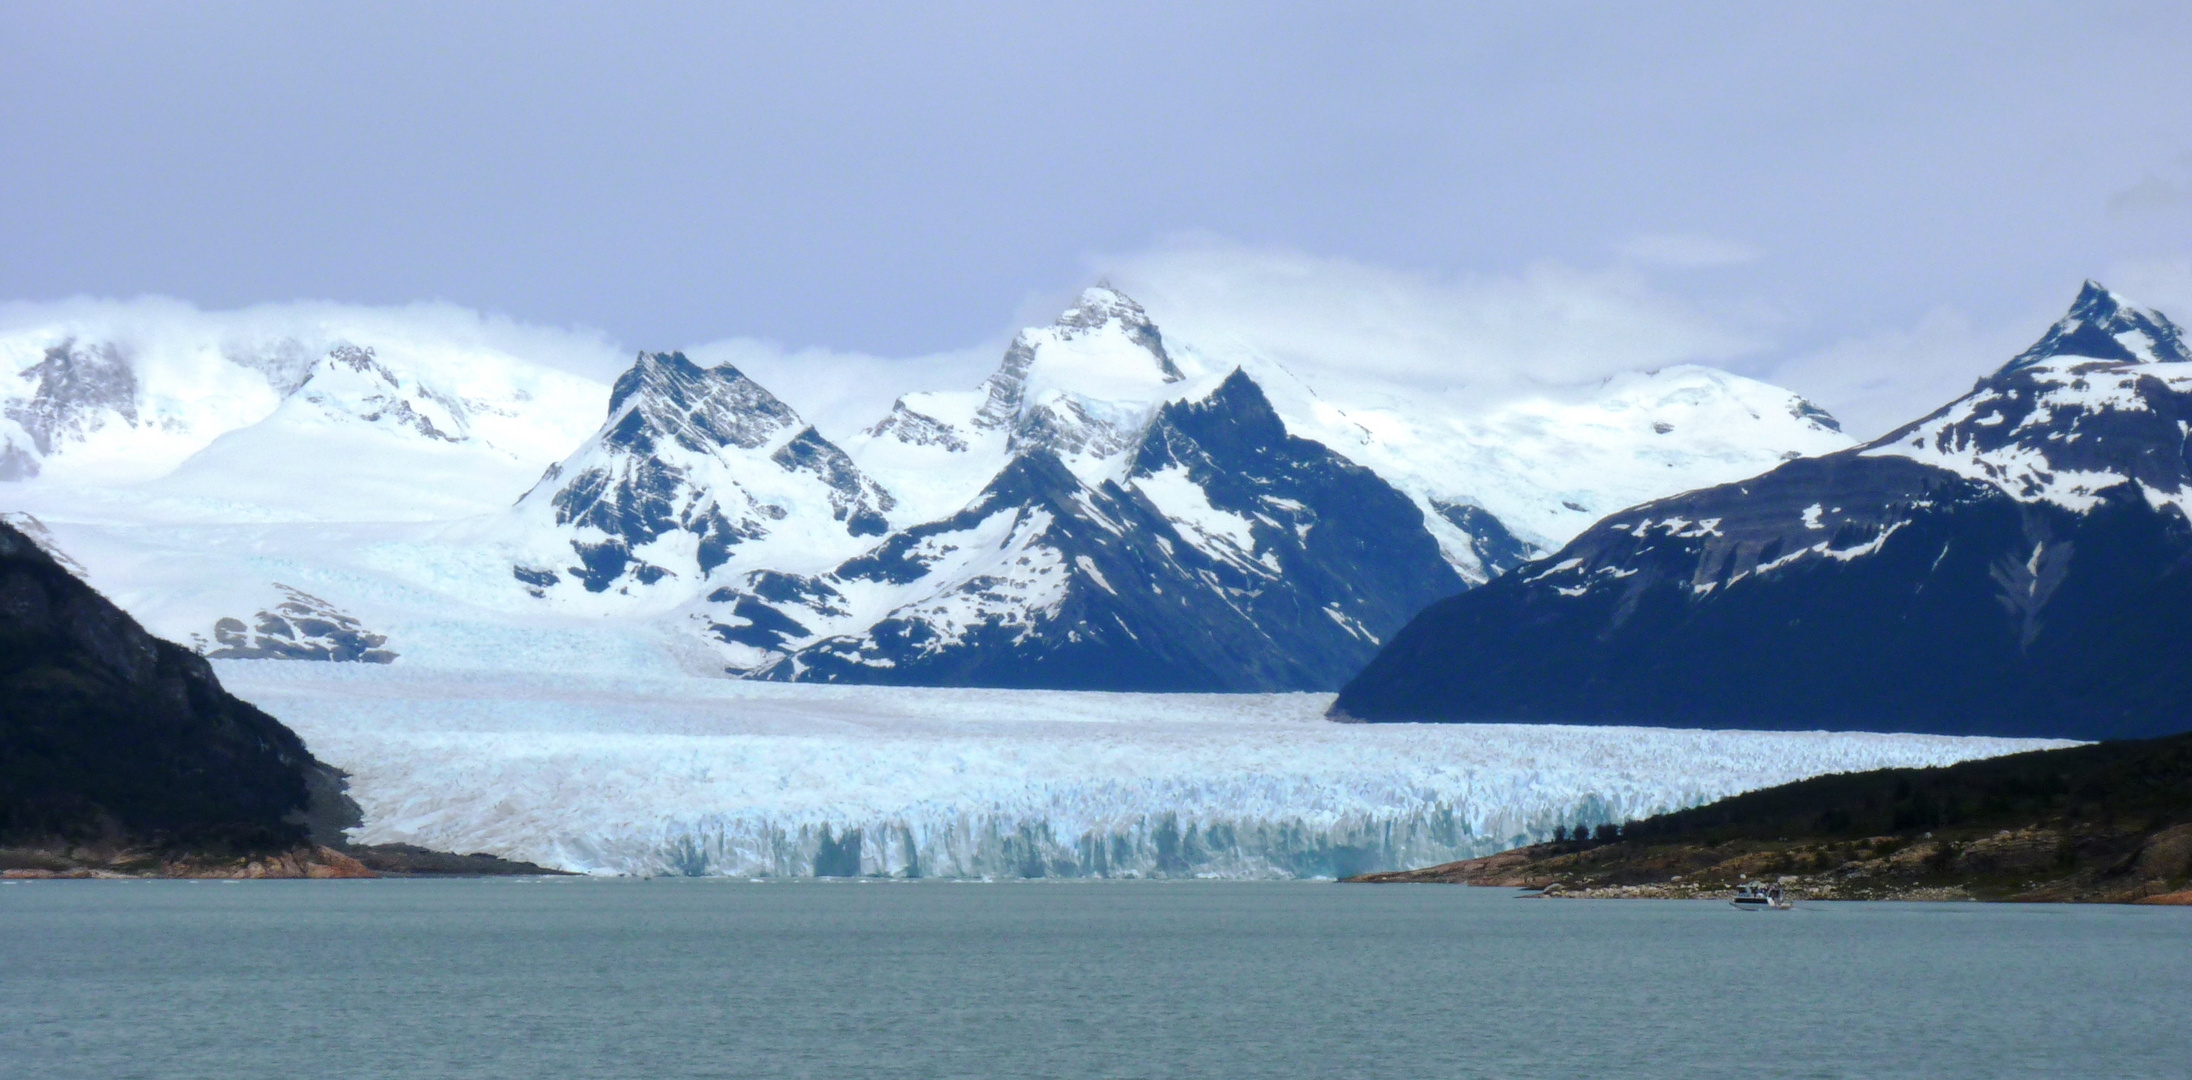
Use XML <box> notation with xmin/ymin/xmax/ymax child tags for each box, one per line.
<box><xmin>1351</xmin><ymin>733</ymin><xmax>2192</xmax><ymax>905</ymax></box>
<box><xmin>1349</xmin><ymin>822</ymin><xmax>2192</xmax><ymax>905</ymax></box>
<box><xmin>0</xmin><ymin>842</ymin><xmax>567</xmax><ymax>879</ymax></box>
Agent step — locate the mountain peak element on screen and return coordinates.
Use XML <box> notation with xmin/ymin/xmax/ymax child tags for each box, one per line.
<box><xmin>516</xmin><ymin>351</ymin><xmax>893</xmax><ymax>595</ymax></box>
<box><xmin>1049</xmin><ymin>286</ymin><xmax>1184</xmax><ymax>380</ymax></box>
<box><xmin>1170</xmin><ymin>368</ymin><xmax>1285</xmax><ymax>439</ymax></box>
<box><xmin>971</xmin><ymin>287</ymin><xmax>1187</xmax><ymax>437</ymax></box>
<box><xmin>1057</xmin><ymin>284</ymin><xmax>1143</xmax><ymax>326</ymax></box>
<box><xmin>290</xmin><ymin>343</ymin><xmax>471</xmax><ymax>443</ymax></box>
<box><xmin>604</xmin><ymin>351</ymin><xmax>801</xmax><ymax>455</ymax></box>
<box><xmin>608</xmin><ymin>351</ymin><xmax>711</xmax><ymax>414</ymax></box>
<box><xmin>2000</xmin><ymin>281</ymin><xmax>2190</xmax><ymax>373</ymax></box>
<box><xmin>1867</xmin><ymin>281</ymin><xmax>2192</xmax><ymax>513</ymax></box>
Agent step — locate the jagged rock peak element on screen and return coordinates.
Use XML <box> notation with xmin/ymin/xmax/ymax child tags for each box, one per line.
<box><xmin>517</xmin><ymin>350</ymin><xmax>896</xmax><ymax>596</ymax></box>
<box><xmin>864</xmin><ymin>398</ymin><xmax>969</xmax><ymax>450</ymax></box>
<box><xmin>728</xmin><ymin>360</ymin><xmax>1466</xmax><ymax>691</ymax></box>
<box><xmin>1861</xmin><ymin>281</ymin><xmax>2192</xmax><ymax>513</ymax></box>
<box><xmin>974</xmin><ymin>287</ymin><xmax>1185</xmax><ymax>433</ymax></box>
<box><xmin>1055</xmin><ymin>286</ymin><xmax>1183</xmax><ymax>376</ymax></box>
<box><xmin>603</xmin><ymin>351</ymin><xmax>801</xmax><ymax>455</ymax></box>
<box><xmin>2001</xmin><ymin>280</ymin><xmax>2190</xmax><ymax>373</ymax></box>
<box><xmin>1146</xmin><ymin>368</ymin><xmax>1286</xmax><ymax>445</ymax></box>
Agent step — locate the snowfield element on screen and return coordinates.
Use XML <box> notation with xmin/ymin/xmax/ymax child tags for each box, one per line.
<box><xmin>217</xmin><ymin>661</ymin><xmax>2070</xmax><ymax>879</ymax></box>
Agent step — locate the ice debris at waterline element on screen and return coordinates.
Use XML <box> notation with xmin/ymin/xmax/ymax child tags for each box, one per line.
<box><xmin>215</xmin><ymin>662</ymin><xmax>2069</xmax><ymax>879</ymax></box>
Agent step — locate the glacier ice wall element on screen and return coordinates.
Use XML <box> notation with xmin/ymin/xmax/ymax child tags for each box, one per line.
<box><xmin>217</xmin><ymin>662</ymin><xmax>2071</xmax><ymax>879</ymax></box>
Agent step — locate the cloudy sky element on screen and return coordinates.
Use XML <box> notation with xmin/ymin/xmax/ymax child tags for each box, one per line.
<box><xmin>5</xmin><ymin>3</ymin><xmax>2191</xmax><ymax>436</ymax></box>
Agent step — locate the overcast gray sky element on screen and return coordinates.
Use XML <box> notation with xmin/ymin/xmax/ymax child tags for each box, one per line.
<box><xmin>5</xmin><ymin>2</ymin><xmax>2192</xmax><ymax>435</ymax></box>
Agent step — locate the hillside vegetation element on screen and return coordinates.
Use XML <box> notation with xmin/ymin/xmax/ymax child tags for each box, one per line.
<box><xmin>1353</xmin><ymin>734</ymin><xmax>2192</xmax><ymax>903</ymax></box>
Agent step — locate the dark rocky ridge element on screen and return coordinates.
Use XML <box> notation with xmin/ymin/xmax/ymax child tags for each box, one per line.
<box><xmin>1333</xmin><ymin>284</ymin><xmax>2192</xmax><ymax>740</ymax></box>
<box><xmin>0</xmin><ymin>519</ymin><xmax>359</xmax><ymax>853</ymax></box>
<box><xmin>335</xmin><ymin>843</ymin><xmax>569</xmax><ymax>877</ymax></box>
<box><xmin>0</xmin><ymin>521</ymin><xmax>567</xmax><ymax>878</ymax></box>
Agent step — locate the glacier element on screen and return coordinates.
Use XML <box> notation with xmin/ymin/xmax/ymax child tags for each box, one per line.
<box><xmin>3</xmin><ymin>292</ymin><xmax>1977</xmax><ymax>874</ymax></box>
<box><xmin>216</xmin><ymin>660</ymin><xmax>2070</xmax><ymax>879</ymax></box>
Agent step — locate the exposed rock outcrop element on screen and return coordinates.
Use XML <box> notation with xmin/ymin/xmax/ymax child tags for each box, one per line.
<box><xmin>0</xmin><ymin>518</ymin><xmax>360</xmax><ymax>853</ymax></box>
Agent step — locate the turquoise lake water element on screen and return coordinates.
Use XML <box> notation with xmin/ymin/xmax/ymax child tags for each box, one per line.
<box><xmin>3</xmin><ymin>879</ymin><xmax>2186</xmax><ymax>1079</ymax></box>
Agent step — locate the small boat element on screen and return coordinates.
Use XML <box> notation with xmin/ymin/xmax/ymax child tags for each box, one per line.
<box><xmin>1730</xmin><ymin>882</ymin><xmax>1793</xmax><ymax>910</ymax></box>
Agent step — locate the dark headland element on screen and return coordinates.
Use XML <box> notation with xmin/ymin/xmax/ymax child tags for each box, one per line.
<box><xmin>1350</xmin><ymin>734</ymin><xmax>2192</xmax><ymax>904</ymax></box>
<box><xmin>0</xmin><ymin>519</ymin><xmax>561</xmax><ymax>879</ymax></box>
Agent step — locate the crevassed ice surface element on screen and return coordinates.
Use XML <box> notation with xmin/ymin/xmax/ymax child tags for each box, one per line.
<box><xmin>217</xmin><ymin>661</ymin><xmax>2070</xmax><ymax>879</ymax></box>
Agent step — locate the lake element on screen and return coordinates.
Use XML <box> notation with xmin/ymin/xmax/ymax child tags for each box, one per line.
<box><xmin>4</xmin><ymin>879</ymin><xmax>2186</xmax><ymax>1079</ymax></box>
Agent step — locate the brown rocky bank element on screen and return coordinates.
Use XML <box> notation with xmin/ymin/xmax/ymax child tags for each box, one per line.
<box><xmin>2</xmin><ymin>844</ymin><xmax>377</xmax><ymax>879</ymax></box>
<box><xmin>1349</xmin><ymin>823</ymin><xmax>2192</xmax><ymax>904</ymax></box>
<box><xmin>0</xmin><ymin>842</ymin><xmax>567</xmax><ymax>879</ymax></box>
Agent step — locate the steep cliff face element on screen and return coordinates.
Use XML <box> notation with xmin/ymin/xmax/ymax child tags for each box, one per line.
<box><xmin>0</xmin><ymin>521</ymin><xmax>357</xmax><ymax>850</ymax></box>
<box><xmin>1333</xmin><ymin>283</ymin><xmax>2192</xmax><ymax>740</ymax></box>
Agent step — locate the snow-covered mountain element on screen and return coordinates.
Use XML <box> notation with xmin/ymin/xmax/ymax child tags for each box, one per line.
<box><xmin>852</xmin><ymin>287</ymin><xmax>1189</xmax><ymax>520</ymax></box>
<box><xmin>658</xmin><ymin>289</ymin><xmax>1842</xmax><ymax>690</ymax></box>
<box><xmin>472</xmin><ymin>291</ymin><xmax>1469</xmax><ymax>688</ymax></box>
<box><xmin>1333</xmin><ymin>282</ymin><xmax>2192</xmax><ymax>740</ymax></box>
<box><xmin>7</xmin><ymin>287</ymin><xmax>1856</xmax><ymax>694</ymax></box>
<box><xmin>1872</xmin><ymin>281</ymin><xmax>2192</xmax><ymax>511</ymax></box>
<box><xmin>149</xmin><ymin>342</ymin><xmax>605</xmax><ymax>521</ymax></box>
<box><xmin>1</xmin><ymin>335</ymin><xmax>274</xmax><ymax>485</ymax></box>
<box><xmin>701</xmin><ymin>371</ymin><xmax>1464</xmax><ymax>690</ymax></box>
<box><xmin>0</xmin><ymin>311</ymin><xmax>609</xmax><ymax>669</ymax></box>
<box><xmin>500</xmin><ymin>350</ymin><xmax>893</xmax><ymax>598</ymax></box>
<box><xmin>1277</xmin><ymin>364</ymin><xmax>1853</xmax><ymax>558</ymax></box>
<box><xmin>848</xmin><ymin>288</ymin><xmax>1852</xmax><ymax>582</ymax></box>
<box><xmin>0</xmin><ymin>313</ymin><xmax>607</xmax><ymax>520</ymax></box>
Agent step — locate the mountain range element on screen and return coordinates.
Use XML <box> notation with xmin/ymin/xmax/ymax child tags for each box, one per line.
<box><xmin>4</xmin><ymin>288</ymin><xmax>1847</xmax><ymax>691</ymax></box>
<box><xmin>1333</xmin><ymin>283</ymin><xmax>2192</xmax><ymax>739</ymax></box>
